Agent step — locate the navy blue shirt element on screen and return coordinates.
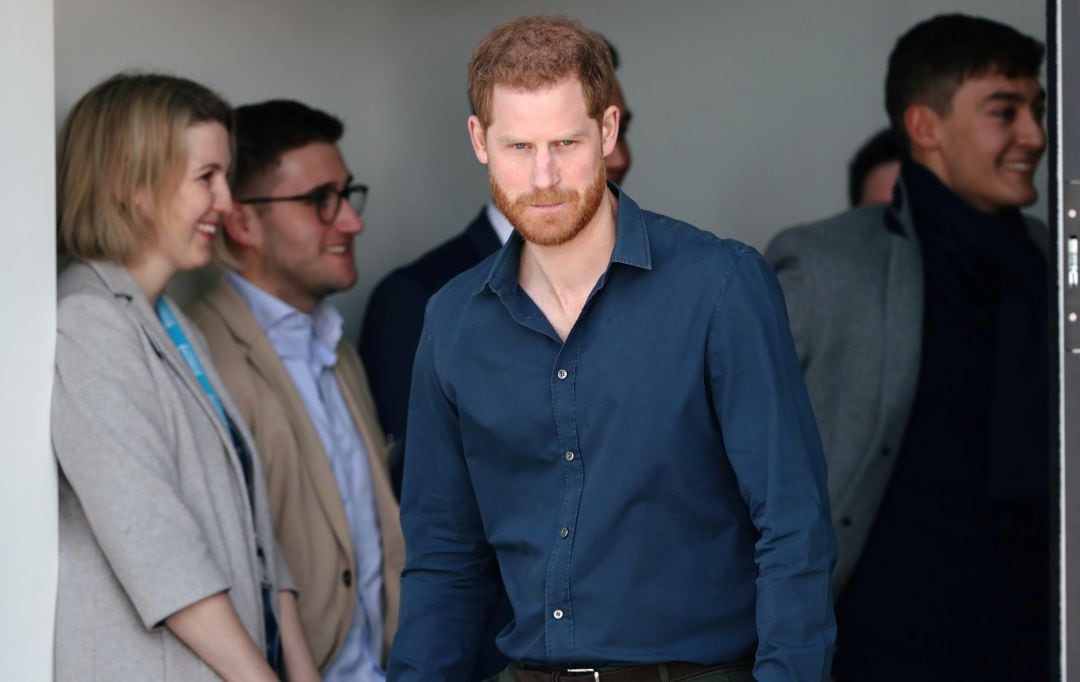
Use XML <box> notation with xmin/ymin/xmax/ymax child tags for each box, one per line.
<box><xmin>388</xmin><ymin>188</ymin><xmax>836</xmax><ymax>681</ymax></box>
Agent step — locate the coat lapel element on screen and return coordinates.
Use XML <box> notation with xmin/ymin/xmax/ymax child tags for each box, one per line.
<box><xmin>202</xmin><ymin>280</ymin><xmax>355</xmax><ymax>559</ymax></box>
<box><xmin>333</xmin><ymin>348</ymin><xmax>404</xmax><ymax>659</ymax></box>
<box><xmin>88</xmin><ymin>264</ymin><xmax>237</xmax><ymax>450</ymax></box>
<box><xmin>876</xmin><ymin>181</ymin><xmax>924</xmax><ymax>444</ymax></box>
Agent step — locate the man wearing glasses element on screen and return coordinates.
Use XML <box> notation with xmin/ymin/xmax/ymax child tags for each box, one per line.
<box><xmin>188</xmin><ymin>99</ymin><xmax>404</xmax><ymax>682</ymax></box>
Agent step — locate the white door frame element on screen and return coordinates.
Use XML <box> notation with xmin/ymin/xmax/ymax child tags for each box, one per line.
<box><xmin>0</xmin><ymin>1</ymin><xmax>58</xmax><ymax>680</ymax></box>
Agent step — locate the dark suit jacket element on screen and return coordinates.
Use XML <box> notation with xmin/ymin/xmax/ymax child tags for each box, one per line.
<box><xmin>360</xmin><ymin>207</ymin><xmax>501</xmax><ymax>491</ymax></box>
<box><xmin>360</xmin><ymin>207</ymin><xmax>507</xmax><ymax>680</ymax></box>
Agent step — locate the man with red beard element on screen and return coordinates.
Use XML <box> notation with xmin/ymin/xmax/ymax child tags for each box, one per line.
<box><xmin>388</xmin><ymin>16</ymin><xmax>835</xmax><ymax>682</ymax></box>
<box><xmin>360</xmin><ymin>37</ymin><xmax>632</xmax><ymax>501</ymax></box>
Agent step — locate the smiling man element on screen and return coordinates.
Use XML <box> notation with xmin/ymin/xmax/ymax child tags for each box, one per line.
<box><xmin>388</xmin><ymin>16</ymin><xmax>835</xmax><ymax>682</ymax></box>
<box><xmin>766</xmin><ymin>14</ymin><xmax>1049</xmax><ymax>680</ymax></box>
<box><xmin>187</xmin><ymin>100</ymin><xmax>404</xmax><ymax>681</ymax></box>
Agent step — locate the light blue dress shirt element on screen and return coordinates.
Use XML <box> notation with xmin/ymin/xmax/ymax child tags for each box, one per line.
<box><xmin>485</xmin><ymin>202</ymin><xmax>514</xmax><ymax>245</ymax></box>
<box><xmin>227</xmin><ymin>272</ymin><xmax>385</xmax><ymax>682</ymax></box>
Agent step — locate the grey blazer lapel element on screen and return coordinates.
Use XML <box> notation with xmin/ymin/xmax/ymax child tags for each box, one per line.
<box><xmin>876</xmin><ymin>181</ymin><xmax>924</xmax><ymax>451</ymax></box>
<box><xmin>86</xmin><ymin>262</ymin><xmax>247</xmax><ymax>482</ymax></box>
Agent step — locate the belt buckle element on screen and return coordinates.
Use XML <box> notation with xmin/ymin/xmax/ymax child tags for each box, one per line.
<box><xmin>564</xmin><ymin>668</ymin><xmax>600</xmax><ymax>682</ymax></box>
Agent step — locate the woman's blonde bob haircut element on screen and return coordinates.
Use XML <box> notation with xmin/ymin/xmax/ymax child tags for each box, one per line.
<box><xmin>57</xmin><ymin>72</ymin><xmax>232</xmax><ymax>264</ymax></box>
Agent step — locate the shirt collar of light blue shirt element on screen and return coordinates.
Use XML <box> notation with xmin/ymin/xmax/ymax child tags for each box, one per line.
<box><xmin>485</xmin><ymin>202</ymin><xmax>515</xmax><ymax>246</ymax></box>
<box><xmin>226</xmin><ymin>271</ymin><xmax>342</xmax><ymax>368</ymax></box>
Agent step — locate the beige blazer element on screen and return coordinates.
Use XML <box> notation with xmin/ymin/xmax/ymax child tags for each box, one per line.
<box><xmin>187</xmin><ymin>276</ymin><xmax>404</xmax><ymax>670</ymax></box>
<box><xmin>52</xmin><ymin>260</ymin><xmax>293</xmax><ymax>681</ymax></box>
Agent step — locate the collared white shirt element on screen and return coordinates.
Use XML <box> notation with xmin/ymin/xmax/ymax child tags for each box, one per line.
<box><xmin>227</xmin><ymin>272</ymin><xmax>385</xmax><ymax>682</ymax></box>
<box><xmin>486</xmin><ymin>202</ymin><xmax>514</xmax><ymax>245</ymax></box>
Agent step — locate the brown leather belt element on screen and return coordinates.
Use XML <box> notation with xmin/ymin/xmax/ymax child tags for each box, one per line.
<box><xmin>513</xmin><ymin>658</ymin><xmax>754</xmax><ymax>681</ymax></box>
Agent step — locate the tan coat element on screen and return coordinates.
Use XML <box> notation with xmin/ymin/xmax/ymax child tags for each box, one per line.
<box><xmin>187</xmin><ymin>277</ymin><xmax>404</xmax><ymax>671</ymax></box>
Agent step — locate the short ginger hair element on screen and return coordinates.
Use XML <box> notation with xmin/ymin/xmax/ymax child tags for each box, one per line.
<box><xmin>467</xmin><ymin>15</ymin><xmax>615</xmax><ymax>129</ymax></box>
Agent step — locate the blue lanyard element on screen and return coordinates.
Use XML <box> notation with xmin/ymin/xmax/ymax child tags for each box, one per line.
<box><xmin>154</xmin><ymin>298</ymin><xmax>229</xmax><ymax>428</ymax></box>
<box><xmin>154</xmin><ymin>298</ymin><xmax>283</xmax><ymax>672</ymax></box>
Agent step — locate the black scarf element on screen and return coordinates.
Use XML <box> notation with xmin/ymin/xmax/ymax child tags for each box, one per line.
<box><xmin>901</xmin><ymin>158</ymin><xmax>1049</xmax><ymax>500</ymax></box>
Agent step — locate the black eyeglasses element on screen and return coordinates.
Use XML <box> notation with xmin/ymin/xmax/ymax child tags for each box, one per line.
<box><xmin>238</xmin><ymin>182</ymin><xmax>368</xmax><ymax>225</ymax></box>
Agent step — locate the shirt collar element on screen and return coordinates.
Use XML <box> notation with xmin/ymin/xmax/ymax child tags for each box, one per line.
<box><xmin>479</xmin><ymin>182</ymin><xmax>653</xmax><ymax>296</ymax></box>
<box><xmin>486</xmin><ymin>202</ymin><xmax>515</xmax><ymax>245</ymax></box>
<box><xmin>227</xmin><ymin>271</ymin><xmax>295</xmax><ymax>330</ymax></box>
<box><xmin>226</xmin><ymin>271</ymin><xmax>342</xmax><ymax>366</ymax></box>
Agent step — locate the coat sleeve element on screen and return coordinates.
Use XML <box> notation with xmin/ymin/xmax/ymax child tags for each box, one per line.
<box><xmin>705</xmin><ymin>248</ymin><xmax>836</xmax><ymax>682</ymax></box>
<box><xmin>386</xmin><ymin>310</ymin><xmax>501</xmax><ymax>681</ymax></box>
<box><xmin>53</xmin><ymin>293</ymin><xmax>230</xmax><ymax>629</ymax></box>
<box><xmin>358</xmin><ymin>272</ymin><xmax>431</xmax><ymax>444</ymax></box>
<box><xmin>183</xmin><ymin>314</ymin><xmax>297</xmax><ymax>596</ymax></box>
<box><xmin>764</xmin><ymin>229</ymin><xmax>815</xmax><ymax>369</ymax></box>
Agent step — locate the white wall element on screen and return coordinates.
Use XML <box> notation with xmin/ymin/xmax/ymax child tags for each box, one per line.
<box><xmin>56</xmin><ymin>0</ymin><xmax>1046</xmax><ymax>343</ymax></box>
<box><xmin>1</xmin><ymin>0</ymin><xmax>57</xmax><ymax>679</ymax></box>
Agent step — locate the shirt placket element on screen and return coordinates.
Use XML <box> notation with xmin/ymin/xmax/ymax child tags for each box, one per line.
<box><xmin>544</xmin><ymin>332</ymin><xmax>585</xmax><ymax>660</ymax></box>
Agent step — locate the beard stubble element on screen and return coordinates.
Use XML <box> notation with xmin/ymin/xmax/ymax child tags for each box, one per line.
<box><xmin>491</xmin><ymin>164</ymin><xmax>607</xmax><ymax>247</ymax></box>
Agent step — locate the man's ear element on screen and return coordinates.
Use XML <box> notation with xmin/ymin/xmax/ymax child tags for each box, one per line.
<box><xmin>223</xmin><ymin>203</ymin><xmax>261</xmax><ymax>249</ymax></box>
<box><xmin>904</xmin><ymin>103</ymin><xmax>942</xmax><ymax>154</ymax></box>
<box><xmin>600</xmin><ymin>104</ymin><xmax>620</xmax><ymax>157</ymax></box>
<box><xmin>467</xmin><ymin>115</ymin><xmax>489</xmax><ymax>164</ymax></box>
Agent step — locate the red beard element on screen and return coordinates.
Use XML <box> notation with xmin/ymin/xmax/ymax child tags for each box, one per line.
<box><xmin>491</xmin><ymin>164</ymin><xmax>606</xmax><ymax>247</ymax></box>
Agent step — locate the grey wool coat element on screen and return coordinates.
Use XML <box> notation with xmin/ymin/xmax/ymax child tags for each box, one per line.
<box><xmin>764</xmin><ymin>180</ymin><xmax>1047</xmax><ymax>592</ymax></box>
<box><xmin>52</xmin><ymin>260</ymin><xmax>294</xmax><ymax>681</ymax></box>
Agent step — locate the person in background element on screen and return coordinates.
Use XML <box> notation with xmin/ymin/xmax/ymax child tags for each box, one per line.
<box><xmin>359</xmin><ymin>34</ymin><xmax>633</xmax><ymax>499</ymax></box>
<box><xmin>389</xmin><ymin>15</ymin><xmax>835</xmax><ymax>681</ymax></box>
<box><xmin>767</xmin><ymin>14</ymin><xmax>1049</xmax><ymax>681</ymax></box>
<box><xmin>601</xmin><ymin>37</ymin><xmax>633</xmax><ymax>186</ymax></box>
<box><xmin>848</xmin><ymin>128</ymin><xmax>902</xmax><ymax>207</ymax></box>
<box><xmin>52</xmin><ymin>73</ymin><xmax>318</xmax><ymax>681</ymax></box>
<box><xmin>187</xmin><ymin>99</ymin><xmax>404</xmax><ymax>680</ymax></box>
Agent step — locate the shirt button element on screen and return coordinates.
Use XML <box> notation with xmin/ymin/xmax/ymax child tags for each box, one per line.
<box><xmin>342</xmin><ymin>569</ymin><xmax>353</xmax><ymax>587</ymax></box>
<box><xmin>557</xmin><ymin>369</ymin><xmax>568</xmax><ymax>380</ymax></box>
<box><xmin>560</xmin><ymin>527</ymin><xmax>569</xmax><ymax>538</ymax></box>
<box><xmin>565</xmin><ymin>451</ymin><xmax>575</xmax><ymax>461</ymax></box>
<box><xmin>553</xmin><ymin>609</ymin><xmax>564</xmax><ymax>620</ymax></box>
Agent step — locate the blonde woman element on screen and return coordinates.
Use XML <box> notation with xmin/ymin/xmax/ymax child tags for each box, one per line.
<box><xmin>52</xmin><ymin>73</ymin><xmax>318</xmax><ymax>681</ymax></box>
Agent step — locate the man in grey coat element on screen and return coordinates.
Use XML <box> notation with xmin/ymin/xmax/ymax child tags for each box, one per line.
<box><xmin>766</xmin><ymin>14</ymin><xmax>1049</xmax><ymax>681</ymax></box>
